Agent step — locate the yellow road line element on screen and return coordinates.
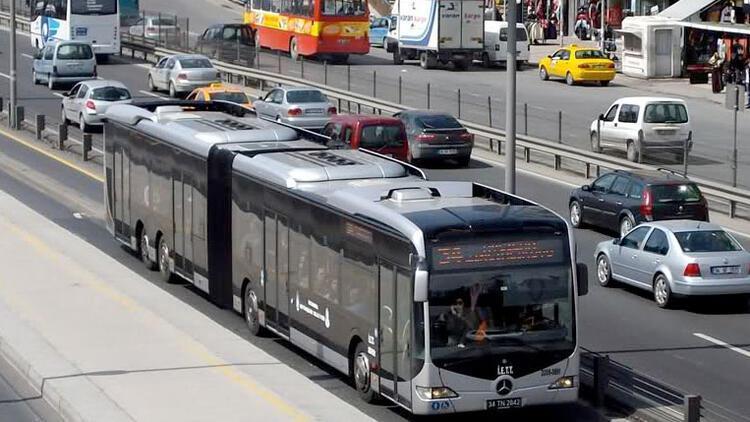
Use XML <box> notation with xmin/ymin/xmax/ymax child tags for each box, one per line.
<box><xmin>0</xmin><ymin>215</ymin><xmax>309</xmax><ymax>421</ymax></box>
<box><xmin>0</xmin><ymin>126</ymin><xmax>104</xmax><ymax>182</ymax></box>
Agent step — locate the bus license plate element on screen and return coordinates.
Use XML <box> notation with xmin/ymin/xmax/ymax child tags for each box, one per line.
<box><xmin>75</xmin><ymin>27</ymin><xmax>88</xmax><ymax>37</ymax></box>
<box><xmin>438</xmin><ymin>149</ymin><xmax>457</xmax><ymax>155</ymax></box>
<box><xmin>486</xmin><ymin>398</ymin><xmax>522</xmax><ymax>410</ymax></box>
<box><xmin>711</xmin><ymin>266</ymin><xmax>740</xmax><ymax>275</ymax></box>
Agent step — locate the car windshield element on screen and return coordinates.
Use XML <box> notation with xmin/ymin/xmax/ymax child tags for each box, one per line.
<box><xmin>360</xmin><ymin>124</ymin><xmax>404</xmax><ymax>148</ymax></box>
<box><xmin>179</xmin><ymin>58</ymin><xmax>213</xmax><ymax>68</ymax></box>
<box><xmin>674</xmin><ymin>231</ymin><xmax>742</xmax><ymax>253</ymax></box>
<box><xmin>644</xmin><ymin>103</ymin><xmax>688</xmax><ymax>124</ymax></box>
<box><xmin>651</xmin><ymin>184</ymin><xmax>702</xmax><ymax>202</ymax></box>
<box><xmin>286</xmin><ymin>90</ymin><xmax>327</xmax><ymax>103</ymax></box>
<box><xmin>91</xmin><ymin>87</ymin><xmax>131</xmax><ymax>101</ymax></box>
<box><xmin>575</xmin><ymin>49</ymin><xmax>606</xmax><ymax>59</ymax></box>
<box><xmin>417</xmin><ymin>115</ymin><xmax>463</xmax><ymax>130</ymax></box>
<box><xmin>211</xmin><ymin>92</ymin><xmax>249</xmax><ymax>104</ymax></box>
<box><xmin>57</xmin><ymin>44</ymin><xmax>93</xmax><ymax>60</ymax></box>
<box><xmin>322</xmin><ymin>0</ymin><xmax>366</xmax><ymax>16</ymax></box>
<box><xmin>428</xmin><ymin>233</ymin><xmax>574</xmax><ymax>373</ymax></box>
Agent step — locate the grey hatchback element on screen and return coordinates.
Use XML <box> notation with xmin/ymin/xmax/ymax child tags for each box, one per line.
<box><xmin>595</xmin><ymin>220</ymin><xmax>750</xmax><ymax>308</ymax></box>
<box><xmin>33</xmin><ymin>41</ymin><xmax>97</xmax><ymax>90</ymax></box>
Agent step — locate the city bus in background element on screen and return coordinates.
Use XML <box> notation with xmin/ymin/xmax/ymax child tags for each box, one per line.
<box><xmin>244</xmin><ymin>0</ymin><xmax>370</xmax><ymax>63</ymax></box>
<box><xmin>104</xmin><ymin>99</ymin><xmax>589</xmax><ymax>415</ymax></box>
<box><xmin>30</xmin><ymin>0</ymin><xmax>120</xmax><ymax>59</ymax></box>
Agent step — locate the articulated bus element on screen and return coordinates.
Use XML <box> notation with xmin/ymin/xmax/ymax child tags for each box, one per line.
<box><xmin>103</xmin><ymin>100</ymin><xmax>588</xmax><ymax>415</ymax></box>
<box><xmin>244</xmin><ymin>0</ymin><xmax>370</xmax><ymax>62</ymax></box>
<box><xmin>31</xmin><ymin>0</ymin><xmax>120</xmax><ymax>57</ymax></box>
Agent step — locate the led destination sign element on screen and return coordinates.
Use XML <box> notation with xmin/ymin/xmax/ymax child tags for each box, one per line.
<box><xmin>432</xmin><ymin>238</ymin><xmax>564</xmax><ymax>270</ymax></box>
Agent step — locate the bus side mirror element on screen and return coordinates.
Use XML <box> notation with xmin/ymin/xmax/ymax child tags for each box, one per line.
<box><xmin>414</xmin><ymin>269</ymin><xmax>428</xmax><ymax>302</ymax></box>
<box><xmin>576</xmin><ymin>263</ymin><xmax>588</xmax><ymax>296</ymax></box>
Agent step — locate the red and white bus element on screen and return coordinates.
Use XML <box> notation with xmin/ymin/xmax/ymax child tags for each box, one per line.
<box><xmin>244</xmin><ymin>0</ymin><xmax>370</xmax><ymax>63</ymax></box>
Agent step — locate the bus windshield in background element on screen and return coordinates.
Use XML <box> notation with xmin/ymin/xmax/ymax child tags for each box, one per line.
<box><xmin>322</xmin><ymin>0</ymin><xmax>366</xmax><ymax>16</ymax></box>
<box><xmin>71</xmin><ymin>0</ymin><xmax>117</xmax><ymax>15</ymax></box>
<box><xmin>428</xmin><ymin>234</ymin><xmax>575</xmax><ymax>379</ymax></box>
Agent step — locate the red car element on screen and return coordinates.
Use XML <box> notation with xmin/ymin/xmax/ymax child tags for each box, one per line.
<box><xmin>322</xmin><ymin>115</ymin><xmax>409</xmax><ymax>161</ymax></box>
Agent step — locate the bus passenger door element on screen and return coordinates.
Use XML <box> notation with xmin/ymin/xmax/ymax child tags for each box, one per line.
<box><xmin>264</xmin><ymin>211</ymin><xmax>278</xmax><ymax>331</ymax></box>
<box><xmin>379</xmin><ymin>263</ymin><xmax>412</xmax><ymax>406</ymax></box>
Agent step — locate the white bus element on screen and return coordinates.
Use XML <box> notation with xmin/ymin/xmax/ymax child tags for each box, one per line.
<box><xmin>30</xmin><ymin>0</ymin><xmax>120</xmax><ymax>58</ymax></box>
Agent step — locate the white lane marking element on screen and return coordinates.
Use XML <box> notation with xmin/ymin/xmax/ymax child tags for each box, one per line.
<box><xmin>138</xmin><ymin>90</ymin><xmax>165</xmax><ymax>98</ymax></box>
<box><xmin>73</xmin><ymin>212</ymin><xmax>84</xmax><ymax>219</ymax></box>
<box><xmin>694</xmin><ymin>333</ymin><xmax>750</xmax><ymax>359</ymax></box>
<box><xmin>21</xmin><ymin>53</ymin><xmax>34</xmax><ymax>60</ymax></box>
<box><xmin>471</xmin><ymin>154</ymin><xmax>579</xmax><ymax>188</ymax></box>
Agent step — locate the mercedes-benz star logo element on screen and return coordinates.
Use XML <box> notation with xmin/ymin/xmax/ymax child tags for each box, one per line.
<box><xmin>496</xmin><ymin>379</ymin><xmax>513</xmax><ymax>396</ymax></box>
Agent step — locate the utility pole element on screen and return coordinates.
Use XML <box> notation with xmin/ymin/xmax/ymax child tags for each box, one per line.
<box><xmin>505</xmin><ymin>0</ymin><xmax>517</xmax><ymax>194</ymax></box>
<box><xmin>9</xmin><ymin>0</ymin><xmax>17</xmax><ymax>128</ymax></box>
<box><xmin>600</xmin><ymin>0</ymin><xmax>606</xmax><ymax>52</ymax></box>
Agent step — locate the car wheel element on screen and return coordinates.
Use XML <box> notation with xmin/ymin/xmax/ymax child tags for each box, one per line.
<box><xmin>539</xmin><ymin>66</ymin><xmax>549</xmax><ymax>81</ymax></box>
<box><xmin>600</xmin><ymin>80</ymin><xmax>610</xmax><ymax>87</ymax></box>
<box><xmin>61</xmin><ymin>107</ymin><xmax>69</xmax><ymax>126</ymax></box>
<box><xmin>620</xmin><ymin>215</ymin><xmax>634</xmax><ymax>238</ymax></box>
<box><xmin>290</xmin><ymin>37</ymin><xmax>300</xmax><ymax>61</ymax></box>
<box><xmin>381</xmin><ymin>37</ymin><xmax>387</xmax><ymax>49</ymax></box>
<box><xmin>569</xmin><ymin>200</ymin><xmax>584</xmax><ymax>228</ymax></box>
<box><xmin>626</xmin><ymin>140</ymin><xmax>639</xmax><ymax>162</ymax></box>
<box><xmin>33</xmin><ymin>70</ymin><xmax>39</xmax><ymax>85</ymax></box>
<box><xmin>419</xmin><ymin>52</ymin><xmax>435</xmax><ymax>69</ymax></box>
<box><xmin>148</xmin><ymin>75</ymin><xmax>157</xmax><ymax>92</ymax></box>
<box><xmin>157</xmin><ymin>237</ymin><xmax>172</xmax><ymax>283</ymax></box>
<box><xmin>244</xmin><ymin>288</ymin><xmax>263</xmax><ymax>336</ymax></box>
<box><xmin>565</xmin><ymin>72</ymin><xmax>575</xmax><ymax>86</ymax></box>
<box><xmin>596</xmin><ymin>254</ymin><xmax>613</xmax><ymax>287</ymax></box>
<box><xmin>79</xmin><ymin>114</ymin><xmax>88</xmax><ymax>133</ymax></box>
<box><xmin>353</xmin><ymin>342</ymin><xmax>378</xmax><ymax>403</ymax></box>
<box><xmin>140</xmin><ymin>230</ymin><xmax>157</xmax><ymax>270</ymax></box>
<box><xmin>47</xmin><ymin>75</ymin><xmax>55</xmax><ymax>90</ymax></box>
<box><xmin>590</xmin><ymin>132</ymin><xmax>601</xmax><ymax>153</ymax></box>
<box><xmin>392</xmin><ymin>49</ymin><xmax>403</xmax><ymax>65</ymax></box>
<box><xmin>653</xmin><ymin>274</ymin><xmax>673</xmax><ymax>308</ymax></box>
<box><xmin>456</xmin><ymin>155</ymin><xmax>470</xmax><ymax>168</ymax></box>
<box><xmin>169</xmin><ymin>82</ymin><xmax>177</xmax><ymax>98</ymax></box>
<box><xmin>482</xmin><ymin>52</ymin><xmax>491</xmax><ymax>68</ymax></box>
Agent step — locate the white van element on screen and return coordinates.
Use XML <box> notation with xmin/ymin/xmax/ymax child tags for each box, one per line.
<box><xmin>477</xmin><ymin>21</ymin><xmax>530</xmax><ymax>68</ymax></box>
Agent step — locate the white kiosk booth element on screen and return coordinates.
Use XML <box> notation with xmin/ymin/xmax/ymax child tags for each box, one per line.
<box><xmin>619</xmin><ymin>16</ymin><xmax>683</xmax><ymax>78</ymax></box>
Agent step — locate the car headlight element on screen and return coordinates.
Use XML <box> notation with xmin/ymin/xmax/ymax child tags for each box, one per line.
<box><xmin>548</xmin><ymin>376</ymin><xmax>576</xmax><ymax>390</ymax></box>
<box><xmin>415</xmin><ymin>386</ymin><xmax>459</xmax><ymax>400</ymax></box>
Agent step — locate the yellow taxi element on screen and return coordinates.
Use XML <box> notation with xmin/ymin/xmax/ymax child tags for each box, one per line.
<box><xmin>538</xmin><ymin>45</ymin><xmax>616</xmax><ymax>86</ymax></box>
<box><xmin>185</xmin><ymin>83</ymin><xmax>253</xmax><ymax>108</ymax></box>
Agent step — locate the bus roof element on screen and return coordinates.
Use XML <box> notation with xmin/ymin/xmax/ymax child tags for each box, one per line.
<box><xmin>105</xmin><ymin>101</ymin><xmax>317</xmax><ymax>157</ymax></box>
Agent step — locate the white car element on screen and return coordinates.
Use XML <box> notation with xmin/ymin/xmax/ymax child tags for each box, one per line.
<box><xmin>590</xmin><ymin>97</ymin><xmax>692</xmax><ymax>163</ymax></box>
<box><xmin>61</xmin><ymin>80</ymin><xmax>132</xmax><ymax>133</ymax></box>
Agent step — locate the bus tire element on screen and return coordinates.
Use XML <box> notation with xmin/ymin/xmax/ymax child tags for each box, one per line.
<box><xmin>140</xmin><ymin>230</ymin><xmax>157</xmax><ymax>270</ymax></box>
<box><xmin>290</xmin><ymin>37</ymin><xmax>300</xmax><ymax>61</ymax></box>
<box><xmin>352</xmin><ymin>342</ymin><xmax>377</xmax><ymax>403</ymax></box>
<box><xmin>157</xmin><ymin>237</ymin><xmax>173</xmax><ymax>283</ymax></box>
<box><xmin>244</xmin><ymin>287</ymin><xmax>264</xmax><ymax>336</ymax></box>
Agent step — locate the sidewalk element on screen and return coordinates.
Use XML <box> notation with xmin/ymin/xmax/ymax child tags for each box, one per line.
<box><xmin>0</xmin><ymin>189</ymin><xmax>374</xmax><ymax>422</ymax></box>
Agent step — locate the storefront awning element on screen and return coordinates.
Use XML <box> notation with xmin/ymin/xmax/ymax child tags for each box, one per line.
<box><xmin>659</xmin><ymin>0</ymin><xmax>717</xmax><ymax>21</ymax></box>
<box><xmin>678</xmin><ymin>21</ymin><xmax>750</xmax><ymax>36</ymax></box>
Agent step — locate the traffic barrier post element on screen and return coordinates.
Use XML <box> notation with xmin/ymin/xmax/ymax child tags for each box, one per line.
<box><xmin>427</xmin><ymin>83</ymin><xmax>430</xmax><ymax>109</ymax></box>
<box><xmin>397</xmin><ymin>76</ymin><xmax>402</xmax><ymax>104</ymax></box>
<box><xmin>57</xmin><ymin>124</ymin><xmax>67</xmax><ymax>150</ymax></box>
<box><xmin>457</xmin><ymin>89</ymin><xmax>461</xmax><ymax>119</ymax></box>
<box><xmin>35</xmin><ymin>114</ymin><xmax>44</xmax><ymax>141</ymax></box>
<box><xmin>487</xmin><ymin>96</ymin><xmax>492</xmax><ymax>127</ymax></box>
<box><xmin>13</xmin><ymin>105</ymin><xmax>24</xmax><ymax>130</ymax></box>
<box><xmin>185</xmin><ymin>17</ymin><xmax>190</xmax><ymax>50</ymax></box>
<box><xmin>593</xmin><ymin>355</ymin><xmax>610</xmax><ymax>408</ymax></box>
<box><xmin>82</xmin><ymin>134</ymin><xmax>92</xmax><ymax>161</ymax></box>
<box><xmin>347</xmin><ymin>65</ymin><xmax>351</xmax><ymax>91</ymax></box>
<box><xmin>372</xmin><ymin>70</ymin><xmax>376</xmax><ymax>97</ymax></box>
<box><xmin>555</xmin><ymin>111</ymin><xmax>562</xmax><ymax>170</ymax></box>
<box><xmin>300</xmin><ymin>56</ymin><xmax>304</xmax><ymax>78</ymax></box>
<box><xmin>524</xmin><ymin>103</ymin><xmax>528</xmax><ymax>135</ymax></box>
<box><xmin>324</xmin><ymin>61</ymin><xmax>328</xmax><ymax>85</ymax></box>
<box><xmin>683</xmin><ymin>395</ymin><xmax>701</xmax><ymax>422</ymax></box>
<box><xmin>683</xmin><ymin>139</ymin><xmax>689</xmax><ymax>176</ymax></box>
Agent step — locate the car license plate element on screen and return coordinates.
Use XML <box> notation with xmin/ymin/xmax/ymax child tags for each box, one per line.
<box><xmin>305</xmin><ymin>109</ymin><xmax>324</xmax><ymax>115</ymax></box>
<box><xmin>438</xmin><ymin>149</ymin><xmax>458</xmax><ymax>155</ymax></box>
<box><xmin>711</xmin><ymin>266</ymin><xmax>741</xmax><ymax>275</ymax></box>
<box><xmin>486</xmin><ymin>398</ymin><xmax>522</xmax><ymax>410</ymax></box>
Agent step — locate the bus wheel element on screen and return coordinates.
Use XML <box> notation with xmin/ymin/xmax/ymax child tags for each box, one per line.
<box><xmin>140</xmin><ymin>230</ymin><xmax>157</xmax><ymax>270</ymax></box>
<box><xmin>290</xmin><ymin>37</ymin><xmax>300</xmax><ymax>61</ymax></box>
<box><xmin>157</xmin><ymin>237</ymin><xmax>172</xmax><ymax>283</ymax></box>
<box><xmin>353</xmin><ymin>342</ymin><xmax>377</xmax><ymax>403</ymax></box>
<box><xmin>244</xmin><ymin>288</ymin><xmax>263</xmax><ymax>336</ymax></box>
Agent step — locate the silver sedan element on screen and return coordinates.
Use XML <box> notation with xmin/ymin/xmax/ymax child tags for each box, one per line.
<box><xmin>594</xmin><ymin>220</ymin><xmax>750</xmax><ymax>308</ymax></box>
<box><xmin>61</xmin><ymin>80</ymin><xmax>132</xmax><ymax>133</ymax></box>
<box><xmin>253</xmin><ymin>87</ymin><xmax>336</xmax><ymax>131</ymax></box>
<box><xmin>147</xmin><ymin>54</ymin><xmax>220</xmax><ymax>98</ymax></box>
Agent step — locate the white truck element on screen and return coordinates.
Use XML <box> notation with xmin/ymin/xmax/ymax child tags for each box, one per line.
<box><xmin>476</xmin><ymin>21</ymin><xmax>531</xmax><ymax>68</ymax></box>
<box><xmin>385</xmin><ymin>0</ymin><xmax>485</xmax><ymax>70</ymax></box>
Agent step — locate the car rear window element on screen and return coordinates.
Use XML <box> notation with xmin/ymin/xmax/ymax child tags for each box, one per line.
<box><xmin>651</xmin><ymin>184</ymin><xmax>702</xmax><ymax>202</ymax></box>
<box><xmin>575</xmin><ymin>49</ymin><xmax>606</xmax><ymax>59</ymax></box>
<box><xmin>674</xmin><ymin>231</ymin><xmax>742</xmax><ymax>253</ymax></box>
<box><xmin>179</xmin><ymin>58</ymin><xmax>213</xmax><ymax>68</ymax></box>
<box><xmin>286</xmin><ymin>90</ymin><xmax>327</xmax><ymax>103</ymax></box>
<box><xmin>416</xmin><ymin>115</ymin><xmax>462</xmax><ymax>130</ymax></box>
<box><xmin>210</xmin><ymin>92</ymin><xmax>249</xmax><ymax>104</ymax></box>
<box><xmin>91</xmin><ymin>87</ymin><xmax>131</xmax><ymax>101</ymax></box>
<box><xmin>360</xmin><ymin>124</ymin><xmax>404</xmax><ymax>148</ymax></box>
<box><xmin>644</xmin><ymin>103</ymin><xmax>688</xmax><ymax>124</ymax></box>
<box><xmin>57</xmin><ymin>44</ymin><xmax>93</xmax><ymax>60</ymax></box>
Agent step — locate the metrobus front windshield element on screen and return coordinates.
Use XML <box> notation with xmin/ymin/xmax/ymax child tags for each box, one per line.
<box><xmin>428</xmin><ymin>232</ymin><xmax>575</xmax><ymax>379</ymax></box>
<box><xmin>71</xmin><ymin>0</ymin><xmax>117</xmax><ymax>15</ymax></box>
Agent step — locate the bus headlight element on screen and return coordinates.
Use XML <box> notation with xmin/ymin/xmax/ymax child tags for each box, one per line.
<box><xmin>548</xmin><ymin>376</ymin><xmax>576</xmax><ymax>390</ymax></box>
<box><xmin>415</xmin><ymin>386</ymin><xmax>459</xmax><ymax>400</ymax></box>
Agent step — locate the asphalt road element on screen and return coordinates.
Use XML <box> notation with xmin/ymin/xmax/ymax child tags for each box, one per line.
<box><xmin>0</xmin><ymin>350</ymin><xmax>62</xmax><ymax>422</ymax></box>
<box><xmin>0</xmin><ymin>135</ymin><xmax>608</xmax><ymax>421</ymax></box>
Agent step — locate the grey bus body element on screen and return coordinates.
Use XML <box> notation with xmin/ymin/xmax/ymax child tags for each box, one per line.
<box><xmin>104</xmin><ymin>101</ymin><xmax>587</xmax><ymax>415</ymax></box>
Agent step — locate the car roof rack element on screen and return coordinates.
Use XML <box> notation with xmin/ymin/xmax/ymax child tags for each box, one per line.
<box><xmin>656</xmin><ymin>167</ymin><xmax>688</xmax><ymax>179</ymax></box>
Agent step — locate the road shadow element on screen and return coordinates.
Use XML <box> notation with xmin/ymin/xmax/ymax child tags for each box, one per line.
<box><xmin>603</xmin><ymin>281</ymin><xmax>750</xmax><ymax>315</ymax></box>
<box><xmin>601</xmin><ymin>148</ymin><xmax>724</xmax><ymax>167</ymax></box>
<box><xmin>418</xmin><ymin>158</ymin><xmax>492</xmax><ymax>170</ymax></box>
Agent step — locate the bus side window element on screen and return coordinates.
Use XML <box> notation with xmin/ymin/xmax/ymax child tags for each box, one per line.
<box><xmin>290</xmin><ymin>224</ymin><xmax>310</xmax><ymax>289</ymax></box>
<box><xmin>341</xmin><ymin>249</ymin><xmax>375</xmax><ymax>324</ymax></box>
<box><xmin>311</xmin><ymin>235</ymin><xmax>339</xmax><ymax>304</ymax></box>
<box><xmin>252</xmin><ymin>0</ymin><xmax>262</xmax><ymax>10</ymax></box>
<box><xmin>54</xmin><ymin>0</ymin><xmax>66</xmax><ymax>20</ymax></box>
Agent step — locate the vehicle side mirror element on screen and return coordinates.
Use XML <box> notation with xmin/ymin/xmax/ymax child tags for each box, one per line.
<box><xmin>547</xmin><ymin>54</ymin><xmax>552</xmax><ymax>58</ymax></box>
<box><xmin>612</xmin><ymin>238</ymin><xmax>620</xmax><ymax>245</ymax></box>
<box><xmin>581</xmin><ymin>185</ymin><xmax>591</xmax><ymax>192</ymax></box>
<box><xmin>414</xmin><ymin>268</ymin><xmax>428</xmax><ymax>302</ymax></box>
<box><xmin>576</xmin><ymin>263</ymin><xmax>588</xmax><ymax>296</ymax></box>
<box><xmin>598</xmin><ymin>113</ymin><xmax>605</xmax><ymax>121</ymax></box>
